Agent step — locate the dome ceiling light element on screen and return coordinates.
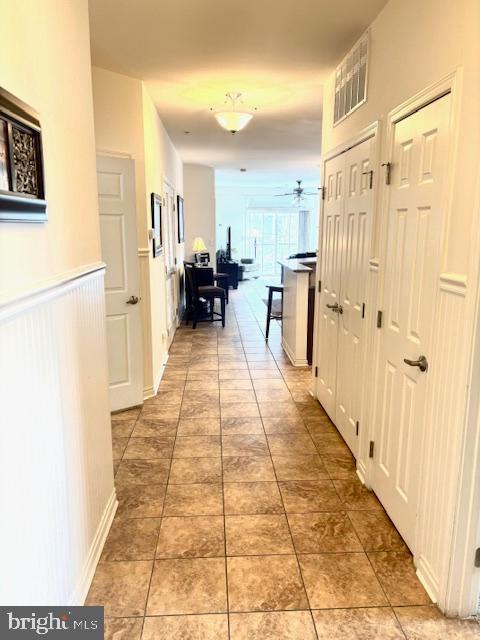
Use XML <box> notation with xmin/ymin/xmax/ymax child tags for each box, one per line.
<box><xmin>212</xmin><ymin>92</ymin><xmax>255</xmax><ymax>134</ymax></box>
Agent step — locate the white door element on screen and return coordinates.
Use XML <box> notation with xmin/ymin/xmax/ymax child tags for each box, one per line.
<box><xmin>97</xmin><ymin>155</ymin><xmax>143</xmax><ymax>411</ymax></box>
<box><xmin>163</xmin><ymin>180</ymin><xmax>178</xmax><ymax>346</ymax></box>
<box><xmin>316</xmin><ymin>152</ymin><xmax>344</xmax><ymax>419</ymax></box>
<box><xmin>371</xmin><ymin>93</ymin><xmax>452</xmax><ymax>551</ymax></box>
<box><xmin>335</xmin><ymin>137</ymin><xmax>374</xmax><ymax>455</ymax></box>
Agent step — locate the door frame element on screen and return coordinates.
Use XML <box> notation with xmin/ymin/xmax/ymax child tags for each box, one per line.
<box><xmin>162</xmin><ymin>175</ymin><xmax>179</xmax><ymax>347</ymax></box>
<box><xmin>366</xmin><ymin>71</ymin><xmax>480</xmax><ymax>615</ymax></box>
<box><xmin>312</xmin><ymin>120</ymin><xmax>380</xmax><ymax>463</ymax></box>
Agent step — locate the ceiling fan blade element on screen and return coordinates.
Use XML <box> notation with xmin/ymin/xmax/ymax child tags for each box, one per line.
<box><xmin>275</xmin><ymin>192</ymin><xmax>294</xmax><ymax>197</ymax></box>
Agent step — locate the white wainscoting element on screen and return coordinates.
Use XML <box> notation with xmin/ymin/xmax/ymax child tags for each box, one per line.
<box><xmin>0</xmin><ymin>265</ymin><xmax>116</xmax><ymax>605</ymax></box>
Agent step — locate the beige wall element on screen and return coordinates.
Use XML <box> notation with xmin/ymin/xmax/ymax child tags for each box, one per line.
<box><xmin>321</xmin><ymin>0</ymin><xmax>480</xmax><ymax>277</ymax></box>
<box><xmin>183</xmin><ymin>164</ymin><xmax>216</xmax><ymax>260</ymax></box>
<box><xmin>91</xmin><ymin>68</ymin><xmax>184</xmax><ymax>394</ymax></box>
<box><xmin>0</xmin><ymin>0</ymin><xmax>101</xmax><ymax>302</ymax></box>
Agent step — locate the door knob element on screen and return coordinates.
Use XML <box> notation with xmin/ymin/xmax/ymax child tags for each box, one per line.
<box><xmin>403</xmin><ymin>355</ymin><xmax>428</xmax><ymax>372</ymax></box>
<box><xmin>326</xmin><ymin>303</ymin><xmax>343</xmax><ymax>314</ymax></box>
<box><xmin>126</xmin><ymin>295</ymin><xmax>140</xmax><ymax>305</ymax></box>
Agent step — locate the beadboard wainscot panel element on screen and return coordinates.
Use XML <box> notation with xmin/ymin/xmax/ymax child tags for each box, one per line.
<box><xmin>416</xmin><ymin>273</ymin><xmax>469</xmax><ymax>604</ymax></box>
<box><xmin>0</xmin><ymin>265</ymin><xmax>116</xmax><ymax>605</ymax></box>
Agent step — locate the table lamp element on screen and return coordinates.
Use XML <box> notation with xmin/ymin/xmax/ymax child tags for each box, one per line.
<box><xmin>192</xmin><ymin>237</ymin><xmax>207</xmax><ymax>252</ymax></box>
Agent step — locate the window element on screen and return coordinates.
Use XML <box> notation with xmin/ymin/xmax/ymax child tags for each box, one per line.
<box><xmin>334</xmin><ymin>31</ymin><xmax>369</xmax><ymax>125</ymax></box>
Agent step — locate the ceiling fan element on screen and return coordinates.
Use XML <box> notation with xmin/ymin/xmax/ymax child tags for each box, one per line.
<box><xmin>276</xmin><ymin>180</ymin><xmax>319</xmax><ymax>202</ymax></box>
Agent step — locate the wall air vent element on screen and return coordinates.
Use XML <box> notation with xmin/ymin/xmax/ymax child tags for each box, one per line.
<box><xmin>333</xmin><ymin>30</ymin><xmax>369</xmax><ymax>125</ymax></box>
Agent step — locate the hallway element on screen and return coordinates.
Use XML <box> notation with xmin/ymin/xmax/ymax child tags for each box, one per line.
<box><xmin>87</xmin><ymin>282</ymin><xmax>480</xmax><ymax>639</ymax></box>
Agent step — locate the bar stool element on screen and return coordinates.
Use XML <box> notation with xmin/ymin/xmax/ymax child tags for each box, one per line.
<box><xmin>265</xmin><ymin>284</ymin><xmax>284</xmax><ymax>340</ymax></box>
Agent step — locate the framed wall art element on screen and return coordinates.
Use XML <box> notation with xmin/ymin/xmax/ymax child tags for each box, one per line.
<box><xmin>151</xmin><ymin>192</ymin><xmax>163</xmax><ymax>257</ymax></box>
<box><xmin>177</xmin><ymin>194</ymin><xmax>184</xmax><ymax>243</ymax></box>
<box><xmin>0</xmin><ymin>87</ymin><xmax>46</xmax><ymax>222</ymax></box>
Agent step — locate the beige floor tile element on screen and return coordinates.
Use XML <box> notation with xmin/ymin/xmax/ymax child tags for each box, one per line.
<box><xmin>182</xmin><ymin>389</ymin><xmax>220</xmax><ymax>404</ymax></box>
<box><xmin>227</xmin><ymin>555</ymin><xmax>308</xmax><ymax>612</ymax></box>
<box><xmin>219</xmin><ymin>369</ymin><xmax>252</xmax><ymax>380</ymax></box>
<box><xmin>226</xmin><ymin>514</ymin><xmax>293</xmax><ymax>555</ymax></box>
<box><xmin>219</xmin><ymin>379</ymin><xmax>254</xmax><ymax>390</ymax></box>
<box><xmin>146</xmin><ymin>558</ymin><xmax>227</xmax><ymax>615</ymax></box>
<box><xmin>223</xmin><ymin>456</ymin><xmax>276</xmax><ymax>482</ymax></box>
<box><xmin>249</xmin><ymin>369</ymin><xmax>282</xmax><ymax>379</ymax></box>
<box><xmin>112</xmin><ymin>407</ymin><xmax>141</xmax><ymax>422</ymax></box>
<box><xmin>312</xmin><ymin>608</ymin><xmax>405</xmax><ymax>640</ymax></box>
<box><xmin>272</xmin><ymin>455</ymin><xmax>329</xmax><ymax>481</ymax></box>
<box><xmin>333</xmin><ymin>478</ymin><xmax>383</xmax><ymax>510</ymax></box>
<box><xmin>221</xmin><ymin>417</ymin><xmax>264</xmax><ymax>435</ymax></box>
<box><xmin>131</xmin><ymin>417</ymin><xmax>178</xmax><ymax>437</ymax></box>
<box><xmin>348</xmin><ymin>510</ymin><xmax>407</xmax><ymax>552</ymax></box>
<box><xmin>222</xmin><ymin>434</ymin><xmax>269</xmax><ymax>456</ymax></box>
<box><xmin>368</xmin><ymin>551</ymin><xmax>431</xmax><ymax>606</ymax></box>
<box><xmin>262</xmin><ymin>417</ymin><xmax>307</xmax><ymax>434</ymax></box>
<box><xmin>255</xmin><ymin>388</ymin><xmax>293</xmax><ymax>402</ymax></box>
<box><xmin>321</xmin><ymin>452</ymin><xmax>357</xmax><ymax>479</ymax></box>
<box><xmin>173</xmin><ymin>435</ymin><xmax>221</xmax><ymax>458</ymax></box>
<box><xmin>141</xmin><ymin>405</ymin><xmax>181</xmax><ymax>420</ymax></box>
<box><xmin>164</xmin><ymin>483</ymin><xmax>223</xmax><ymax>516</ymax></box>
<box><xmin>267</xmin><ymin>434</ymin><xmax>317</xmax><ymax>456</ymax></box>
<box><xmin>229</xmin><ymin>611</ymin><xmax>317</xmax><ymax>640</ymax></box>
<box><xmin>142</xmin><ymin>614</ymin><xmax>228</xmax><ymax>640</ymax></box>
<box><xmin>279</xmin><ymin>480</ymin><xmax>343</xmax><ymax>513</ymax></box>
<box><xmin>111</xmin><ymin>419</ymin><xmax>136</xmax><ymax>438</ymax></box>
<box><xmin>112</xmin><ymin>436</ymin><xmax>129</xmax><ymax>461</ymax></box>
<box><xmin>116</xmin><ymin>484</ymin><xmax>166</xmax><ymax>518</ymax></box>
<box><xmin>180</xmin><ymin>401</ymin><xmax>220</xmax><ymax>419</ymax></box>
<box><xmin>220</xmin><ymin>389</ymin><xmax>256</xmax><ymax>403</ymax></box>
<box><xmin>86</xmin><ymin>560</ymin><xmax>152</xmax><ymax>617</ymax></box>
<box><xmin>169</xmin><ymin>457</ymin><xmax>222</xmax><ymax>484</ymax></box>
<box><xmin>394</xmin><ymin>605</ymin><xmax>480</xmax><ymax>639</ymax></box>
<box><xmin>252</xmin><ymin>378</ymin><xmax>288</xmax><ymax>389</ymax></box>
<box><xmin>184</xmin><ymin>379</ymin><xmax>220</xmax><ymax>391</ymax></box>
<box><xmin>153</xmin><ymin>389</ymin><xmax>184</xmax><ymax>404</ymax></box>
<box><xmin>156</xmin><ymin>515</ymin><xmax>225</xmax><ymax>558</ymax></box>
<box><xmin>288</xmin><ymin>512</ymin><xmax>362</xmax><ymax>553</ymax></box>
<box><xmin>298</xmin><ymin>553</ymin><xmax>387</xmax><ymax>608</ymax></box>
<box><xmin>104</xmin><ymin>617</ymin><xmax>143</xmax><ymax>640</ymax></box>
<box><xmin>123</xmin><ymin>437</ymin><xmax>175</xmax><ymax>459</ymax></box>
<box><xmin>224</xmin><ymin>482</ymin><xmax>284</xmax><ymax>515</ymax></box>
<box><xmin>259</xmin><ymin>402</ymin><xmax>301</xmax><ymax>419</ymax></box>
<box><xmin>177</xmin><ymin>418</ymin><xmax>220</xmax><ymax>436</ymax></box>
<box><xmin>114</xmin><ymin>459</ymin><xmax>170</xmax><ymax>486</ymax></box>
<box><xmin>221</xmin><ymin>403</ymin><xmax>260</xmax><ymax>418</ymax></box>
<box><xmin>101</xmin><ymin>517</ymin><xmax>160</xmax><ymax>561</ymax></box>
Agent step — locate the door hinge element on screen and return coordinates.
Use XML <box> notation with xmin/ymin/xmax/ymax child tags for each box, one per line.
<box><xmin>377</xmin><ymin>310</ymin><xmax>383</xmax><ymax>328</ymax></box>
<box><xmin>381</xmin><ymin>162</ymin><xmax>392</xmax><ymax>185</ymax></box>
<box><xmin>475</xmin><ymin>548</ymin><xmax>480</xmax><ymax>568</ymax></box>
<box><xmin>369</xmin><ymin>441</ymin><xmax>375</xmax><ymax>458</ymax></box>
<box><xmin>356</xmin><ymin>421</ymin><xmax>359</xmax><ymax>436</ymax></box>
<box><xmin>361</xmin><ymin>302</ymin><xmax>366</xmax><ymax>319</ymax></box>
<box><xmin>318</xmin><ymin>280</ymin><xmax>322</xmax><ymax>293</ymax></box>
<box><xmin>321</xmin><ymin>186</ymin><xmax>326</xmax><ymax>200</ymax></box>
<box><xmin>362</xmin><ymin>169</ymin><xmax>374</xmax><ymax>189</ymax></box>
<box><xmin>314</xmin><ymin>366</ymin><xmax>318</xmax><ymax>378</ymax></box>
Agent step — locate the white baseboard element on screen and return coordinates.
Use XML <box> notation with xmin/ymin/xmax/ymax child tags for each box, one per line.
<box><xmin>71</xmin><ymin>489</ymin><xmax>118</xmax><ymax>605</ymax></box>
<box><xmin>281</xmin><ymin>338</ymin><xmax>309</xmax><ymax>367</ymax></box>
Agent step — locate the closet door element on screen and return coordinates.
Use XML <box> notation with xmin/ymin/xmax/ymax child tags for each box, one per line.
<box><xmin>335</xmin><ymin>137</ymin><xmax>375</xmax><ymax>455</ymax></box>
<box><xmin>316</xmin><ymin>153</ymin><xmax>344</xmax><ymax>419</ymax></box>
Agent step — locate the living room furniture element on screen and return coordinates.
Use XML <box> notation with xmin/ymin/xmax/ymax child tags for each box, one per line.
<box><xmin>216</xmin><ymin>257</ymin><xmax>239</xmax><ymax>289</ymax></box>
<box><xmin>184</xmin><ymin>263</ymin><xmax>226</xmax><ymax>328</ymax></box>
<box><xmin>265</xmin><ymin>284</ymin><xmax>284</xmax><ymax>340</ymax></box>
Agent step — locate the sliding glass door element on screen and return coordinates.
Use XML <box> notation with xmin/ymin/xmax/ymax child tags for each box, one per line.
<box><xmin>245</xmin><ymin>209</ymin><xmax>299</xmax><ymax>275</ymax></box>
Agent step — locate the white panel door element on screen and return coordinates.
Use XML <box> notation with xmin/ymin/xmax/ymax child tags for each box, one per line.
<box><xmin>316</xmin><ymin>153</ymin><xmax>344</xmax><ymax>419</ymax></box>
<box><xmin>163</xmin><ymin>180</ymin><xmax>178</xmax><ymax>347</ymax></box>
<box><xmin>371</xmin><ymin>94</ymin><xmax>452</xmax><ymax>551</ymax></box>
<box><xmin>335</xmin><ymin>137</ymin><xmax>374</xmax><ymax>455</ymax></box>
<box><xmin>97</xmin><ymin>155</ymin><xmax>143</xmax><ymax>411</ymax></box>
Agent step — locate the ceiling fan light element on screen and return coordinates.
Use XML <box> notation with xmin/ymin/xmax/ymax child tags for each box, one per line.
<box><xmin>214</xmin><ymin>111</ymin><xmax>253</xmax><ymax>134</ymax></box>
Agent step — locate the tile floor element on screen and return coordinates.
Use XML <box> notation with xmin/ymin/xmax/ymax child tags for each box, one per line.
<box><xmin>87</xmin><ymin>279</ymin><xmax>480</xmax><ymax>639</ymax></box>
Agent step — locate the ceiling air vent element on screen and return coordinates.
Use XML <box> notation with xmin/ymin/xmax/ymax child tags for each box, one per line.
<box><xmin>334</xmin><ymin>30</ymin><xmax>369</xmax><ymax>125</ymax></box>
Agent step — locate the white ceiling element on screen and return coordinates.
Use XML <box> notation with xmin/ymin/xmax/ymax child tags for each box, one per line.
<box><xmin>89</xmin><ymin>0</ymin><xmax>388</xmax><ymax>185</ymax></box>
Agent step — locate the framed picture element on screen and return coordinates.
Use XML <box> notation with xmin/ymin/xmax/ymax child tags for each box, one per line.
<box><xmin>0</xmin><ymin>87</ymin><xmax>46</xmax><ymax>222</ymax></box>
<box><xmin>151</xmin><ymin>192</ymin><xmax>163</xmax><ymax>257</ymax></box>
<box><xmin>177</xmin><ymin>194</ymin><xmax>184</xmax><ymax>243</ymax></box>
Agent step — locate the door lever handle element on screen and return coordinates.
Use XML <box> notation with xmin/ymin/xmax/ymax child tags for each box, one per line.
<box><xmin>403</xmin><ymin>355</ymin><xmax>428</xmax><ymax>372</ymax></box>
<box><xmin>126</xmin><ymin>295</ymin><xmax>140</xmax><ymax>305</ymax></box>
<box><xmin>326</xmin><ymin>303</ymin><xmax>338</xmax><ymax>309</ymax></box>
<box><xmin>326</xmin><ymin>303</ymin><xmax>343</xmax><ymax>315</ymax></box>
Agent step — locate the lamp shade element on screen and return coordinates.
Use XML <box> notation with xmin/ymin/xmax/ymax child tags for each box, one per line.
<box><xmin>192</xmin><ymin>237</ymin><xmax>207</xmax><ymax>252</ymax></box>
<box><xmin>214</xmin><ymin>111</ymin><xmax>253</xmax><ymax>134</ymax></box>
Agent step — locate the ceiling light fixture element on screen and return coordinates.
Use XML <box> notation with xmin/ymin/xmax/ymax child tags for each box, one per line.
<box><xmin>212</xmin><ymin>92</ymin><xmax>254</xmax><ymax>134</ymax></box>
